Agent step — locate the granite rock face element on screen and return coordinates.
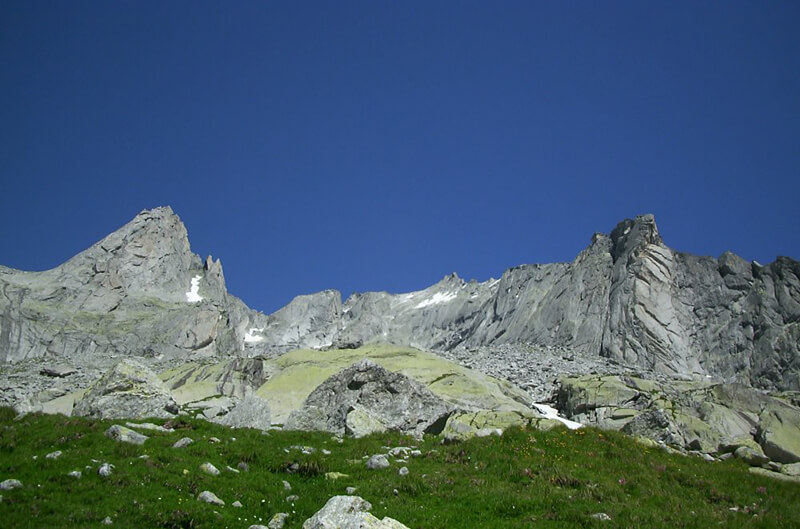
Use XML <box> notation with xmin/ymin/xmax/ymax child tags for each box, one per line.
<box><xmin>243</xmin><ymin>214</ymin><xmax>800</xmax><ymax>391</ymax></box>
<box><xmin>0</xmin><ymin>207</ymin><xmax>278</xmax><ymax>368</ymax></box>
<box><xmin>284</xmin><ymin>359</ymin><xmax>452</xmax><ymax>437</ymax></box>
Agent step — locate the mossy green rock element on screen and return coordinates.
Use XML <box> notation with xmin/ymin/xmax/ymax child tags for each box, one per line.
<box><xmin>757</xmin><ymin>401</ymin><xmax>800</xmax><ymax>463</ymax></box>
<box><xmin>255</xmin><ymin>344</ymin><xmax>532</xmax><ymax>424</ymax></box>
<box><xmin>442</xmin><ymin>410</ymin><xmax>532</xmax><ymax>441</ymax></box>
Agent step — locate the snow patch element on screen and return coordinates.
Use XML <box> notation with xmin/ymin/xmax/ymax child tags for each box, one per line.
<box><xmin>533</xmin><ymin>403</ymin><xmax>583</xmax><ymax>430</ymax></box>
<box><xmin>185</xmin><ymin>275</ymin><xmax>203</xmax><ymax>302</ymax></box>
<box><xmin>244</xmin><ymin>328</ymin><xmax>264</xmax><ymax>343</ymax></box>
<box><xmin>414</xmin><ymin>291</ymin><xmax>457</xmax><ymax>309</ymax></box>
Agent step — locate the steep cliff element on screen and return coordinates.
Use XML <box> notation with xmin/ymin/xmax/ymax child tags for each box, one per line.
<box><xmin>244</xmin><ymin>214</ymin><xmax>799</xmax><ymax>390</ymax></box>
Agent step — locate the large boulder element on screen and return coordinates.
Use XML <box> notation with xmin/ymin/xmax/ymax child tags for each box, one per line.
<box><xmin>302</xmin><ymin>495</ymin><xmax>409</xmax><ymax>529</ymax></box>
<box><xmin>441</xmin><ymin>410</ymin><xmax>534</xmax><ymax>441</ymax></box>
<box><xmin>210</xmin><ymin>392</ymin><xmax>272</xmax><ymax>430</ymax></box>
<box><xmin>757</xmin><ymin>401</ymin><xmax>800</xmax><ymax>463</ymax></box>
<box><xmin>284</xmin><ymin>360</ymin><xmax>452</xmax><ymax>437</ymax></box>
<box><xmin>73</xmin><ymin>358</ymin><xmax>179</xmax><ymax>419</ymax></box>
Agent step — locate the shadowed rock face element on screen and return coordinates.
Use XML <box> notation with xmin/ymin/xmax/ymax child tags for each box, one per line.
<box><xmin>1</xmin><ymin>208</ymin><xmax>798</xmax><ymax>394</ymax></box>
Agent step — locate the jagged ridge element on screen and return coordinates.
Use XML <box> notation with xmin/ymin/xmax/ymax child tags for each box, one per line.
<box><xmin>1</xmin><ymin>208</ymin><xmax>798</xmax><ymax>393</ymax></box>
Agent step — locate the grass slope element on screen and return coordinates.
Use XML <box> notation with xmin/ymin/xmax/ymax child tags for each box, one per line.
<box><xmin>0</xmin><ymin>407</ymin><xmax>798</xmax><ymax>528</ymax></box>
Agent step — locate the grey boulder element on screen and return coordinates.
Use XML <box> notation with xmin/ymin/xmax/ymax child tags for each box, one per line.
<box><xmin>73</xmin><ymin>358</ymin><xmax>179</xmax><ymax>420</ymax></box>
<box><xmin>210</xmin><ymin>393</ymin><xmax>272</xmax><ymax>430</ymax></box>
<box><xmin>0</xmin><ymin>479</ymin><xmax>22</xmax><ymax>490</ymax></box>
<box><xmin>302</xmin><ymin>495</ymin><xmax>410</xmax><ymax>529</ymax></box>
<box><xmin>284</xmin><ymin>360</ymin><xmax>451</xmax><ymax>438</ymax></box>
<box><xmin>365</xmin><ymin>455</ymin><xmax>390</xmax><ymax>470</ymax></box>
<box><xmin>197</xmin><ymin>490</ymin><xmax>224</xmax><ymax>505</ymax></box>
<box><xmin>105</xmin><ymin>425</ymin><xmax>149</xmax><ymax>445</ymax></box>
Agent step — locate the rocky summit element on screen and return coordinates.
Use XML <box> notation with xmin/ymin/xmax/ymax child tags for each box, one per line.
<box><xmin>1</xmin><ymin>206</ymin><xmax>799</xmax><ymax>470</ymax></box>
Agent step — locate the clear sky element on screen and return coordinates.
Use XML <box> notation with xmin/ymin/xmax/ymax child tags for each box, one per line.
<box><xmin>1</xmin><ymin>1</ymin><xmax>798</xmax><ymax>314</ymax></box>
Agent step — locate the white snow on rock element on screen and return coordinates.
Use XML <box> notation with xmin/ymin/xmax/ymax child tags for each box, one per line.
<box><xmin>533</xmin><ymin>403</ymin><xmax>583</xmax><ymax>430</ymax></box>
<box><xmin>415</xmin><ymin>291</ymin><xmax>457</xmax><ymax>309</ymax></box>
<box><xmin>244</xmin><ymin>328</ymin><xmax>265</xmax><ymax>343</ymax></box>
<box><xmin>185</xmin><ymin>275</ymin><xmax>203</xmax><ymax>302</ymax></box>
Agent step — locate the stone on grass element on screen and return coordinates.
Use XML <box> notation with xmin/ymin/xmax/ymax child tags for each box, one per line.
<box><xmin>105</xmin><ymin>425</ymin><xmax>149</xmax><ymax>445</ymax></box>
<box><xmin>398</xmin><ymin>467</ymin><xmax>409</xmax><ymax>476</ymax></box>
<box><xmin>283</xmin><ymin>480</ymin><xmax>292</xmax><ymax>491</ymax></box>
<box><xmin>301</xmin><ymin>495</ymin><xmax>411</xmax><ymax>529</ymax></box>
<box><xmin>125</xmin><ymin>422</ymin><xmax>172</xmax><ymax>432</ymax></box>
<box><xmin>237</xmin><ymin>461</ymin><xmax>249</xmax><ymax>472</ymax></box>
<box><xmin>286</xmin><ymin>495</ymin><xmax>299</xmax><ymax>502</ymax></box>
<box><xmin>197</xmin><ymin>490</ymin><xmax>225</xmax><ymax>505</ymax></box>
<box><xmin>268</xmin><ymin>512</ymin><xmax>289</xmax><ymax>529</ymax></box>
<box><xmin>200</xmin><ymin>462</ymin><xmax>220</xmax><ymax>476</ymax></box>
<box><xmin>68</xmin><ymin>470</ymin><xmax>82</xmax><ymax>479</ymax></box>
<box><xmin>101</xmin><ymin>516</ymin><xmax>113</xmax><ymax>525</ymax></box>
<box><xmin>232</xmin><ymin>501</ymin><xmax>243</xmax><ymax>508</ymax></box>
<box><xmin>0</xmin><ymin>479</ymin><xmax>22</xmax><ymax>490</ymax></box>
<box><xmin>98</xmin><ymin>463</ymin><xmax>114</xmax><ymax>477</ymax></box>
<box><xmin>366</xmin><ymin>454</ymin><xmax>390</xmax><ymax>469</ymax></box>
<box><xmin>346</xmin><ymin>487</ymin><xmax>357</xmax><ymax>495</ymax></box>
<box><xmin>590</xmin><ymin>513</ymin><xmax>611</xmax><ymax>521</ymax></box>
<box><xmin>172</xmin><ymin>437</ymin><xmax>194</xmax><ymax>448</ymax></box>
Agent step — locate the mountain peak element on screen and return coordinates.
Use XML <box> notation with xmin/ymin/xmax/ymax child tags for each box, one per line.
<box><xmin>608</xmin><ymin>214</ymin><xmax>662</xmax><ymax>261</ymax></box>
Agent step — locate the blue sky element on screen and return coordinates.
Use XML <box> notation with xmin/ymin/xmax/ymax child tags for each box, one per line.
<box><xmin>1</xmin><ymin>1</ymin><xmax>798</xmax><ymax>314</ymax></box>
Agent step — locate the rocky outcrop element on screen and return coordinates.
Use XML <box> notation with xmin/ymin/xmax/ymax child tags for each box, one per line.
<box><xmin>556</xmin><ymin>373</ymin><xmax>800</xmax><ymax>462</ymax></box>
<box><xmin>72</xmin><ymin>358</ymin><xmax>179</xmax><ymax>419</ymax></box>
<box><xmin>284</xmin><ymin>360</ymin><xmax>452</xmax><ymax>437</ymax></box>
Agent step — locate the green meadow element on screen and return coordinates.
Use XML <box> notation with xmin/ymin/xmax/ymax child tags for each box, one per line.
<box><xmin>1</xmin><ymin>407</ymin><xmax>798</xmax><ymax>528</ymax></box>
